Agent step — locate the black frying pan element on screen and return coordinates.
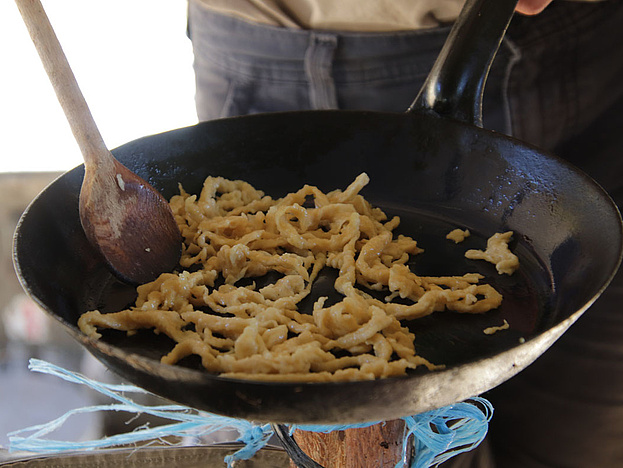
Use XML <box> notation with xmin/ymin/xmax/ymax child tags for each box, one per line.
<box><xmin>13</xmin><ymin>0</ymin><xmax>622</xmax><ymax>424</ymax></box>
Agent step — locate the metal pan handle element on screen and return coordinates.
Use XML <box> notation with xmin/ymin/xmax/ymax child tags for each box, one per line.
<box><xmin>408</xmin><ymin>0</ymin><xmax>518</xmax><ymax>127</ymax></box>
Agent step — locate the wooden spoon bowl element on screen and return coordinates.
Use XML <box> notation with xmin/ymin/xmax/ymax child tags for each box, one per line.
<box><xmin>15</xmin><ymin>0</ymin><xmax>181</xmax><ymax>284</ymax></box>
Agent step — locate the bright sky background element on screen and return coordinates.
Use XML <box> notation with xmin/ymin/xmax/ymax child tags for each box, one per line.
<box><xmin>0</xmin><ymin>0</ymin><xmax>198</xmax><ymax>173</ymax></box>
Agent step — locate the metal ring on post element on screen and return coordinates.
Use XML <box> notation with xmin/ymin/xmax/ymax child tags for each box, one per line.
<box><xmin>271</xmin><ymin>424</ymin><xmax>324</xmax><ymax>468</ymax></box>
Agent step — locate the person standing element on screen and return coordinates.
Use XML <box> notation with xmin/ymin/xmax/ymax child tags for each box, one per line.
<box><xmin>187</xmin><ymin>1</ymin><xmax>623</xmax><ymax>466</ymax></box>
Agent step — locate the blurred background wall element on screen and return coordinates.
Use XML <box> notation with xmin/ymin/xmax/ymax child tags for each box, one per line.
<box><xmin>0</xmin><ymin>0</ymin><xmax>198</xmax><ymax>456</ymax></box>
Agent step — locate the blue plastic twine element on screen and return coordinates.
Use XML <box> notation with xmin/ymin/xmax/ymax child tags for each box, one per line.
<box><xmin>8</xmin><ymin>359</ymin><xmax>493</xmax><ymax>467</ymax></box>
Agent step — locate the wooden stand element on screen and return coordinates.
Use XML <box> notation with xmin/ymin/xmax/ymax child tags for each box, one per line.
<box><xmin>290</xmin><ymin>419</ymin><xmax>408</xmax><ymax>467</ymax></box>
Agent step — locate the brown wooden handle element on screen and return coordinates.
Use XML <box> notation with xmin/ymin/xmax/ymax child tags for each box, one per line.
<box><xmin>14</xmin><ymin>0</ymin><xmax>111</xmax><ymax>169</ymax></box>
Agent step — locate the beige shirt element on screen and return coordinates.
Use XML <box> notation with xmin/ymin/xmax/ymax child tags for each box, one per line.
<box><xmin>195</xmin><ymin>0</ymin><xmax>466</xmax><ymax>31</ymax></box>
<box><xmin>196</xmin><ymin>0</ymin><xmax>603</xmax><ymax>32</ymax></box>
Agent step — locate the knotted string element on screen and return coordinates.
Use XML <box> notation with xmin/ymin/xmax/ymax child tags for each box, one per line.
<box><xmin>8</xmin><ymin>359</ymin><xmax>492</xmax><ymax>467</ymax></box>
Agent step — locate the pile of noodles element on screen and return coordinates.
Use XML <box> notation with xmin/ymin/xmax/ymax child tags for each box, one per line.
<box><xmin>79</xmin><ymin>173</ymin><xmax>506</xmax><ymax>382</ymax></box>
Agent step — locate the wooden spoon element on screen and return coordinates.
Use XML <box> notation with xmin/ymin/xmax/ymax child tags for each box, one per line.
<box><xmin>15</xmin><ymin>0</ymin><xmax>182</xmax><ymax>284</ymax></box>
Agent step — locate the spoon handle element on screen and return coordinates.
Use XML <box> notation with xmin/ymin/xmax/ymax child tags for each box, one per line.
<box><xmin>15</xmin><ymin>0</ymin><xmax>111</xmax><ymax>169</ymax></box>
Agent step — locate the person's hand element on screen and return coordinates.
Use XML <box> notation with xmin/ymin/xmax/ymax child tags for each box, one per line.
<box><xmin>516</xmin><ymin>0</ymin><xmax>554</xmax><ymax>15</ymax></box>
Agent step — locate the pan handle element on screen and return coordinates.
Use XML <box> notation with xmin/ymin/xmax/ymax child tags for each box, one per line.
<box><xmin>408</xmin><ymin>0</ymin><xmax>518</xmax><ymax>127</ymax></box>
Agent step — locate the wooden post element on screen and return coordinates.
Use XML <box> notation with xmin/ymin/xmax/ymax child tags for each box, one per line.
<box><xmin>290</xmin><ymin>419</ymin><xmax>408</xmax><ymax>467</ymax></box>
